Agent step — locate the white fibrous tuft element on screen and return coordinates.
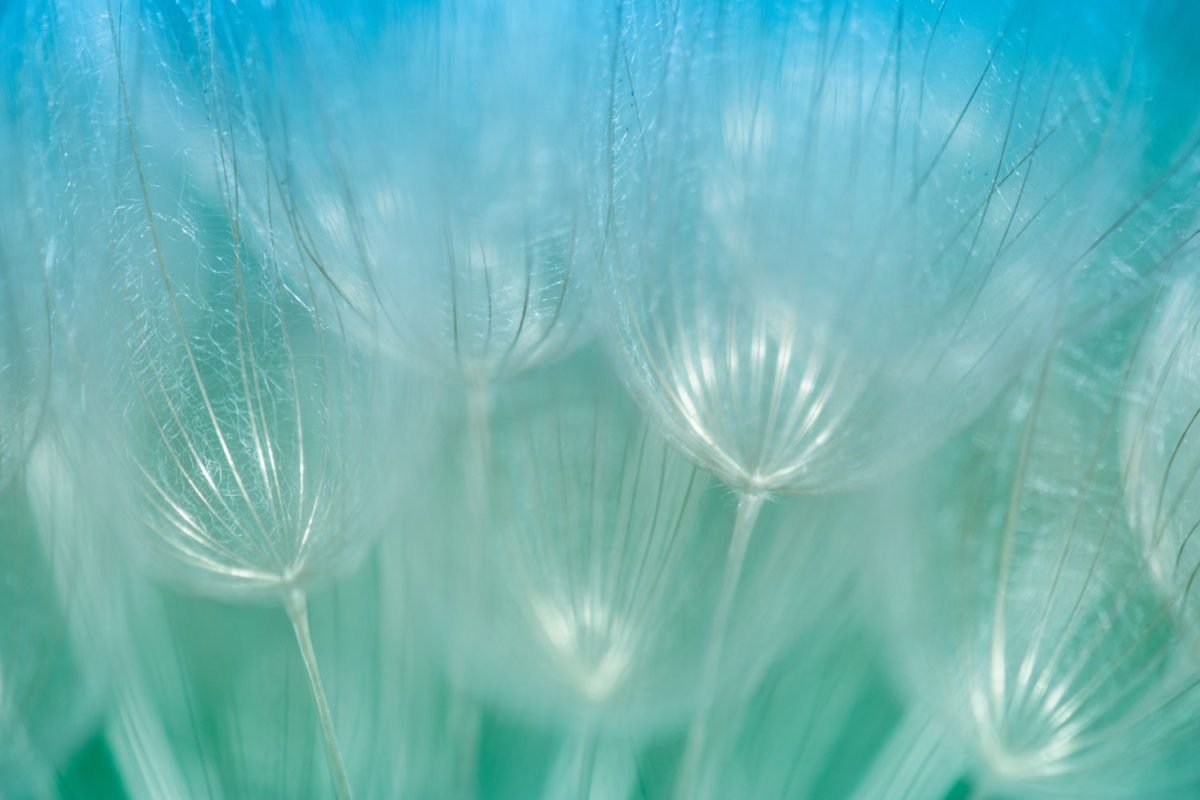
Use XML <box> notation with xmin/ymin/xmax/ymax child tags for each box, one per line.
<box><xmin>197</xmin><ymin>0</ymin><xmax>610</xmax><ymax>390</ymax></box>
<box><xmin>606</xmin><ymin>0</ymin><xmax>1200</xmax><ymax>496</ymax></box>
<box><xmin>881</xmin><ymin>319</ymin><xmax>1200</xmax><ymax>797</ymax></box>
<box><xmin>406</xmin><ymin>353</ymin><xmax>853</xmax><ymax>736</ymax></box>
<box><xmin>7</xmin><ymin>0</ymin><xmax>1200</xmax><ymax>796</ymax></box>
<box><xmin>70</xmin><ymin>2</ymin><xmax>394</xmax><ymax>603</ymax></box>
<box><xmin>1123</xmin><ymin>272</ymin><xmax>1200</xmax><ymax>652</ymax></box>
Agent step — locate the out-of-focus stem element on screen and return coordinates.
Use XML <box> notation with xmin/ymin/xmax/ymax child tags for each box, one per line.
<box><xmin>466</xmin><ymin>383</ymin><xmax>492</xmax><ymax>503</ymax></box>
<box><xmin>573</xmin><ymin>730</ymin><xmax>599</xmax><ymax>800</ymax></box>
<box><xmin>544</xmin><ymin>725</ymin><xmax>600</xmax><ymax>800</ymax></box>
<box><xmin>108</xmin><ymin>683</ymin><xmax>192</xmax><ymax>800</ymax></box>
<box><xmin>463</xmin><ymin>382</ymin><xmax>494</xmax><ymax>544</ymax></box>
<box><xmin>448</xmin><ymin>382</ymin><xmax>492</xmax><ymax>793</ymax></box>
<box><xmin>849</xmin><ymin>708</ymin><xmax>969</xmax><ymax>800</ymax></box>
<box><xmin>674</xmin><ymin>491</ymin><xmax>766</xmax><ymax>799</ymax></box>
<box><xmin>284</xmin><ymin>589</ymin><xmax>353</xmax><ymax>800</ymax></box>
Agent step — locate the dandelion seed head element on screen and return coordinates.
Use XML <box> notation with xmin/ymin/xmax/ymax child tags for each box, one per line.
<box><xmin>608</xmin><ymin>0</ymin><xmax>1200</xmax><ymax>494</ymax></box>
<box><xmin>406</xmin><ymin>357</ymin><xmax>848</xmax><ymax>734</ymax></box>
<box><xmin>57</xmin><ymin>2</ymin><xmax>399</xmax><ymax>606</ymax></box>
<box><xmin>209</xmin><ymin>0</ymin><xmax>610</xmax><ymax>389</ymax></box>
<box><xmin>882</xmin><ymin>321</ymin><xmax>1195</xmax><ymax>795</ymax></box>
<box><xmin>1123</xmin><ymin>270</ymin><xmax>1200</xmax><ymax>645</ymax></box>
<box><xmin>529</xmin><ymin>592</ymin><xmax>634</xmax><ymax>702</ymax></box>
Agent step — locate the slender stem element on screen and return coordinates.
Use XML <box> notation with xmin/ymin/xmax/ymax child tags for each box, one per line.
<box><xmin>467</xmin><ymin>382</ymin><xmax>492</xmax><ymax>487</ymax></box>
<box><xmin>109</xmin><ymin>683</ymin><xmax>194</xmax><ymax>800</ymax></box>
<box><xmin>284</xmin><ymin>589</ymin><xmax>353</xmax><ymax>800</ymax></box>
<box><xmin>573</xmin><ymin>729</ymin><xmax>600</xmax><ymax>800</ymax></box>
<box><xmin>467</xmin><ymin>382</ymin><xmax>492</xmax><ymax>439</ymax></box>
<box><xmin>849</xmin><ymin>710</ymin><xmax>969</xmax><ymax>800</ymax></box>
<box><xmin>464</xmin><ymin>382</ymin><xmax>494</xmax><ymax>542</ymax></box>
<box><xmin>675</xmin><ymin>491</ymin><xmax>766</xmax><ymax>799</ymax></box>
<box><xmin>964</xmin><ymin>772</ymin><xmax>996</xmax><ymax>800</ymax></box>
<box><xmin>446</xmin><ymin>382</ymin><xmax>492</xmax><ymax>795</ymax></box>
<box><xmin>545</xmin><ymin>725</ymin><xmax>600</xmax><ymax>800</ymax></box>
<box><xmin>448</xmin><ymin>699</ymin><xmax>483</xmax><ymax>799</ymax></box>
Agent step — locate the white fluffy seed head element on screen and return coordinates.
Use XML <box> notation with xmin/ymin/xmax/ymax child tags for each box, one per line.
<box><xmin>405</xmin><ymin>352</ymin><xmax>854</xmax><ymax>733</ymax></box>
<box><xmin>1122</xmin><ymin>269</ymin><xmax>1200</xmax><ymax>646</ymax></box>
<box><xmin>65</xmin><ymin>0</ymin><xmax>395</xmax><ymax>602</ymax></box>
<box><xmin>882</xmin><ymin>320</ymin><xmax>1200</xmax><ymax>796</ymax></box>
<box><xmin>606</xmin><ymin>0</ymin><xmax>1200</xmax><ymax>494</ymax></box>
<box><xmin>200</xmin><ymin>0</ymin><xmax>612</xmax><ymax>388</ymax></box>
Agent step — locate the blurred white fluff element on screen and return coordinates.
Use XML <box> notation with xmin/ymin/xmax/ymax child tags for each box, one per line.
<box><xmin>9</xmin><ymin>0</ymin><xmax>1200</xmax><ymax>796</ymax></box>
<box><xmin>0</xmin><ymin>3</ymin><xmax>53</xmax><ymax>492</ymax></box>
<box><xmin>695</xmin><ymin>622</ymin><xmax>904</xmax><ymax>800</ymax></box>
<box><xmin>0</xmin><ymin>4</ymin><xmax>117</xmax><ymax>792</ymax></box>
<box><xmin>70</xmin><ymin>0</ymin><xmax>394</xmax><ymax>605</ymax></box>
<box><xmin>1123</xmin><ymin>271</ymin><xmax>1200</xmax><ymax>614</ymax></box>
<box><xmin>852</xmin><ymin>708</ymin><xmax>971</xmax><ymax>800</ymax></box>
<box><xmin>603</xmin><ymin>7</ymin><xmax>1200</xmax><ymax>783</ymax></box>
<box><xmin>405</xmin><ymin>353</ymin><xmax>852</xmax><ymax>773</ymax></box>
<box><xmin>879</xmin><ymin>319</ymin><xmax>1200</xmax><ymax>798</ymax></box>
<box><xmin>52</xmin><ymin>2</ymin><xmax>403</xmax><ymax>796</ymax></box>
<box><xmin>199</xmin><ymin>0</ymin><xmax>611</xmax><ymax>393</ymax></box>
<box><xmin>105</xmin><ymin>559</ymin><xmax>477</xmax><ymax>800</ymax></box>
<box><xmin>602</xmin><ymin>5</ymin><xmax>1200</xmax><ymax>789</ymax></box>
<box><xmin>0</xmin><ymin>429</ymin><xmax>113</xmax><ymax>797</ymax></box>
<box><xmin>607</xmin><ymin>0</ymin><xmax>1200</xmax><ymax>496</ymax></box>
<box><xmin>1122</xmin><ymin>270</ymin><xmax>1200</xmax><ymax>713</ymax></box>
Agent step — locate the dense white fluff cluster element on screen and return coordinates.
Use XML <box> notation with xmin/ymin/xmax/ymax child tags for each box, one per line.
<box><xmin>3</xmin><ymin>1</ymin><xmax>1200</xmax><ymax>799</ymax></box>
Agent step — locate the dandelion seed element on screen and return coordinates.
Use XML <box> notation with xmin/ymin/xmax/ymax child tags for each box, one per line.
<box><xmin>60</xmin><ymin>4</ymin><xmax>399</xmax><ymax>796</ymax></box>
<box><xmin>1122</xmin><ymin>272</ymin><xmax>1200</xmax><ymax>626</ymax></box>
<box><xmin>607</xmin><ymin>1</ymin><xmax>1200</xmax><ymax>793</ymax></box>
<box><xmin>879</xmin><ymin>319</ymin><xmax>1200</xmax><ymax>797</ymax></box>
<box><xmin>209</xmin><ymin>0</ymin><xmax>610</xmax><ymax>395</ymax></box>
<box><xmin>406</xmin><ymin>351</ymin><xmax>850</xmax><ymax>798</ymax></box>
<box><xmin>200</xmin><ymin>0</ymin><xmax>617</xmax><ymax>520</ymax></box>
<box><xmin>0</xmin><ymin>6</ymin><xmax>54</xmax><ymax>493</ymax></box>
<box><xmin>10</xmin><ymin>0</ymin><xmax>1200</xmax><ymax>792</ymax></box>
<box><xmin>1119</xmin><ymin>273</ymin><xmax>1200</xmax><ymax>789</ymax></box>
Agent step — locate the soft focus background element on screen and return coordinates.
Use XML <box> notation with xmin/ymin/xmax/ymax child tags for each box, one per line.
<box><xmin>3</xmin><ymin>1</ymin><xmax>1200</xmax><ymax>798</ymax></box>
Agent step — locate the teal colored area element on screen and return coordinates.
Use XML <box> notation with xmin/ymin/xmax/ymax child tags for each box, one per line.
<box><xmin>3</xmin><ymin>0</ymin><xmax>1200</xmax><ymax>798</ymax></box>
<box><xmin>55</xmin><ymin>734</ymin><xmax>130</xmax><ymax>800</ymax></box>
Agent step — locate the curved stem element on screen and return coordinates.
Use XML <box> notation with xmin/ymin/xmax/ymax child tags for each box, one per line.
<box><xmin>284</xmin><ymin>589</ymin><xmax>353</xmax><ymax>800</ymax></box>
<box><xmin>463</xmin><ymin>382</ymin><xmax>494</xmax><ymax>543</ymax></box>
<box><xmin>675</xmin><ymin>491</ymin><xmax>765</xmax><ymax>799</ymax></box>
<box><xmin>108</xmin><ymin>683</ymin><xmax>193</xmax><ymax>800</ymax></box>
<box><xmin>466</xmin><ymin>382</ymin><xmax>492</xmax><ymax>490</ymax></box>
<box><xmin>850</xmin><ymin>709</ymin><xmax>969</xmax><ymax>800</ymax></box>
<box><xmin>574</xmin><ymin>735</ymin><xmax>599</xmax><ymax>800</ymax></box>
<box><xmin>544</xmin><ymin>725</ymin><xmax>600</xmax><ymax>800</ymax></box>
<box><xmin>444</xmin><ymin>383</ymin><xmax>493</xmax><ymax>794</ymax></box>
<box><xmin>545</xmin><ymin>726</ymin><xmax>640</xmax><ymax>800</ymax></box>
